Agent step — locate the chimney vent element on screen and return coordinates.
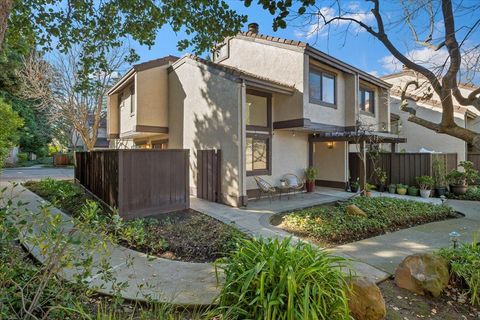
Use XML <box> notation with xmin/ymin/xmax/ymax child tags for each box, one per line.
<box><xmin>248</xmin><ymin>22</ymin><xmax>259</xmax><ymax>34</ymax></box>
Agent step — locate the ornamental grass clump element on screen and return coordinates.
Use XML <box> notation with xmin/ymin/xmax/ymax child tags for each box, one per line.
<box><xmin>439</xmin><ymin>239</ymin><xmax>480</xmax><ymax>305</ymax></box>
<box><xmin>214</xmin><ymin>237</ymin><xmax>351</xmax><ymax>320</ymax></box>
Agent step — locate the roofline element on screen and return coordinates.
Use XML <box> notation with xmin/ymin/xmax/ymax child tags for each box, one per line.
<box><xmin>234</xmin><ymin>31</ymin><xmax>392</xmax><ymax>89</ymax></box>
<box><xmin>107</xmin><ymin>55</ymin><xmax>179</xmax><ymax>95</ymax></box>
<box><xmin>171</xmin><ymin>54</ymin><xmax>295</xmax><ymax>95</ymax></box>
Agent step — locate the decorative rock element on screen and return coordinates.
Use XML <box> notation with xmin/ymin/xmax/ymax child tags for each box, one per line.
<box><xmin>346</xmin><ymin>204</ymin><xmax>368</xmax><ymax>218</ymax></box>
<box><xmin>347</xmin><ymin>277</ymin><xmax>386</xmax><ymax>320</ymax></box>
<box><xmin>394</xmin><ymin>253</ymin><xmax>449</xmax><ymax>297</ymax></box>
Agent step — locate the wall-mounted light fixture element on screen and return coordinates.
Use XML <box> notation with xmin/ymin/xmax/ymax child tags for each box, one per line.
<box><xmin>327</xmin><ymin>141</ymin><xmax>334</xmax><ymax>149</ymax></box>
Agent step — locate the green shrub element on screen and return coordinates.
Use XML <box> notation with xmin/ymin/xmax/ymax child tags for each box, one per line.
<box><xmin>282</xmin><ymin>197</ymin><xmax>455</xmax><ymax>245</ymax></box>
<box><xmin>17</xmin><ymin>152</ymin><xmax>28</xmax><ymax>163</ymax></box>
<box><xmin>213</xmin><ymin>237</ymin><xmax>351</xmax><ymax>320</ymax></box>
<box><xmin>439</xmin><ymin>239</ymin><xmax>480</xmax><ymax>305</ymax></box>
<box><xmin>447</xmin><ymin>186</ymin><xmax>480</xmax><ymax>201</ymax></box>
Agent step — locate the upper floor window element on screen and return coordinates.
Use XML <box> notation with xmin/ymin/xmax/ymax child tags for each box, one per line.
<box><xmin>246</xmin><ymin>89</ymin><xmax>271</xmax><ymax>131</ymax></box>
<box><xmin>130</xmin><ymin>85</ymin><xmax>135</xmax><ymax>114</ymax></box>
<box><xmin>359</xmin><ymin>87</ymin><xmax>375</xmax><ymax>115</ymax></box>
<box><xmin>309</xmin><ymin>69</ymin><xmax>336</xmax><ymax>107</ymax></box>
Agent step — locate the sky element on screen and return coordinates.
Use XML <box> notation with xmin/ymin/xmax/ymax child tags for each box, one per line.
<box><xmin>128</xmin><ymin>1</ymin><xmax>480</xmax><ymax>83</ymax></box>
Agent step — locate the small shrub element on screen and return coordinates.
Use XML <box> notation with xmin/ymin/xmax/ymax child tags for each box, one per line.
<box><xmin>416</xmin><ymin>175</ymin><xmax>434</xmax><ymax>190</ymax></box>
<box><xmin>439</xmin><ymin>239</ymin><xmax>480</xmax><ymax>305</ymax></box>
<box><xmin>214</xmin><ymin>237</ymin><xmax>351</xmax><ymax>320</ymax></box>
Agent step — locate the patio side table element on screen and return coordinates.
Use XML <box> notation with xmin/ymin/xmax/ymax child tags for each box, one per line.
<box><xmin>276</xmin><ymin>185</ymin><xmax>291</xmax><ymax>200</ymax></box>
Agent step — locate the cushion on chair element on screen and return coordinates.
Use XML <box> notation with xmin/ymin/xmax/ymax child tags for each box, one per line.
<box><xmin>286</xmin><ymin>176</ymin><xmax>299</xmax><ymax>187</ymax></box>
<box><xmin>256</xmin><ymin>177</ymin><xmax>274</xmax><ymax>192</ymax></box>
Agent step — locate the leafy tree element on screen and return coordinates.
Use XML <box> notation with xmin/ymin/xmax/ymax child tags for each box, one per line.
<box><xmin>0</xmin><ymin>98</ymin><xmax>23</xmax><ymax>167</ymax></box>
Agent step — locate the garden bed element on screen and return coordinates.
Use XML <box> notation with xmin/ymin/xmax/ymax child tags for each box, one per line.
<box><xmin>446</xmin><ymin>186</ymin><xmax>480</xmax><ymax>201</ymax></box>
<box><xmin>24</xmin><ymin>179</ymin><xmax>244</xmax><ymax>263</ymax></box>
<box><xmin>271</xmin><ymin>196</ymin><xmax>459</xmax><ymax>247</ymax></box>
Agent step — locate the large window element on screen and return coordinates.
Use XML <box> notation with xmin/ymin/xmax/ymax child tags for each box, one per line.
<box><xmin>309</xmin><ymin>69</ymin><xmax>336</xmax><ymax>106</ymax></box>
<box><xmin>246</xmin><ymin>90</ymin><xmax>271</xmax><ymax>130</ymax></box>
<box><xmin>246</xmin><ymin>134</ymin><xmax>270</xmax><ymax>176</ymax></box>
<box><xmin>359</xmin><ymin>87</ymin><xmax>375</xmax><ymax>115</ymax></box>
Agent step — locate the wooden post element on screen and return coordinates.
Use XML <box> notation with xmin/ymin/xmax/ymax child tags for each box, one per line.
<box><xmin>360</xmin><ymin>140</ymin><xmax>366</xmax><ymax>189</ymax></box>
<box><xmin>390</xmin><ymin>143</ymin><xmax>396</xmax><ymax>153</ymax></box>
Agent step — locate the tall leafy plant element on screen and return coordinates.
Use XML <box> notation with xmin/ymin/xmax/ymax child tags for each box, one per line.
<box><xmin>0</xmin><ymin>98</ymin><xmax>23</xmax><ymax>168</ymax></box>
<box><xmin>213</xmin><ymin>237</ymin><xmax>351</xmax><ymax>320</ymax></box>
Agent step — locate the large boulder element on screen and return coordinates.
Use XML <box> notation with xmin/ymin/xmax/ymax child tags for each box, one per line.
<box><xmin>346</xmin><ymin>204</ymin><xmax>368</xmax><ymax>218</ymax></box>
<box><xmin>347</xmin><ymin>277</ymin><xmax>386</xmax><ymax>320</ymax></box>
<box><xmin>394</xmin><ymin>253</ymin><xmax>449</xmax><ymax>297</ymax></box>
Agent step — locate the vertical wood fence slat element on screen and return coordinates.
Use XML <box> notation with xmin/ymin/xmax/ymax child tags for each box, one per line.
<box><xmin>75</xmin><ymin>150</ymin><xmax>189</xmax><ymax>220</ymax></box>
<box><xmin>348</xmin><ymin>152</ymin><xmax>458</xmax><ymax>185</ymax></box>
<box><xmin>197</xmin><ymin>149</ymin><xmax>221</xmax><ymax>202</ymax></box>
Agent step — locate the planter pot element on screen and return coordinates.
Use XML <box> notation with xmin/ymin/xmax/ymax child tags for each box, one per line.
<box><xmin>351</xmin><ymin>185</ymin><xmax>359</xmax><ymax>193</ymax></box>
<box><xmin>388</xmin><ymin>185</ymin><xmax>397</xmax><ymax>194</ymax></box>
<box><xmin>377</xmin><ymin>184</ymin><xmax>386</xmax><ymax>192</ymax></box>
<box><xmin>306</xmin><ymin>180</ymin><xmax>316</xmax><ymax>193</ymax></box>
<box><xmin>364</xmin><ymin>191</ymin><xmax>372</xmax><ymax>197</ymax></box>
<box><xmin>408</xmin><ymin>187</ymin><xmax>419</xmax><ymax>196</ymax></box>
<box><xmin>420</xmin><ymin>189</ymin><xmax>431</xmax><ymax>198</ymax></box>
<box><xmin>434</xmin><ymin>187</ymin><xmax>447</xmax><ymax>197</ymax></box>
<box><xmin>450</xmin><ymin>184</ymin><xmax>468</xmax><ymax>196</ymax></box>
<box><xmin>397</xmin><ymin>188</ymin><xmax>407</xmax><ymax>195</ymax></box>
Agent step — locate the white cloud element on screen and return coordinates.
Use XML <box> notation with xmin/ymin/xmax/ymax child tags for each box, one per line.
<box><xmin>380</xmin><ymin>48</ymin><xmax>450</xmax><ymax>73</ymax></box>
<box><xmin>368</xmin><ymin>70</ymin><xmax>380</xmax><ymax>77</ymax></box>
<box><xmin>296</xmin><ymin>2</ymin><xmax>375</xmax><ymax>39</ymax></box>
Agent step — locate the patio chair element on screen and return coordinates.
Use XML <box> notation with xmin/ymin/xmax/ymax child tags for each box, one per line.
<box><xmin>254</xmin><ymin>176</ymin><xmax>276</xmax><ymax>202</ymax></box>
<box><xmin>282</xmin><ymin>173</ymin><xmax>305</xmax><ymax>197</ymax></box>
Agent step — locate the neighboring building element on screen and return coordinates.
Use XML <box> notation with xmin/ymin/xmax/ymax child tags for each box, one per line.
<box><xmin>107</xmin><ymin>23</ymin><xmax>402</xmax><ymax>206</ymax></box>
<box><xmin>71</xmin><ymin>117</ymin><xmax>109</xmax><ymax>150</ymax></box>
<box><xmin>382</xmin><ymin>69</ymin><xmax>480</xmax><ymax>162</ymax></box>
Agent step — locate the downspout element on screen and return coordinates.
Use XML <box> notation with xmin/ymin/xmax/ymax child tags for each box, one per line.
<box><xmin>239</xmin><ymin>79</ymin><xmax>247</xmax><ymax>206</ymax></box>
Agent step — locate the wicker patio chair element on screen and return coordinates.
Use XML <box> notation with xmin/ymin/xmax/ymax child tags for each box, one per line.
<box><xmin>254</xmin><ymin>176</ymin><xmax>276</xmax><ymax>202</ymax></box>
<box><xmin>282</xmin><ymin>173</ymin><xmax>305</xmax><ymax>197</ymax></box>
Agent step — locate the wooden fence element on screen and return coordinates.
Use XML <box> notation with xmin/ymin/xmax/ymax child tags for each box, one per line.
<box><xmin>349</xmin><ymin>152</ymin><xmax>458</xmax><ymax>186</ymax></box>
<box><xmin>468</xmin><ymin>153</ymin><xmax>480</xmax><ymax>172</ymax></box>
<box><xmin>75</xmin><ymin>149</ymin><xmax>189</xmax><ymax>220</ymax></box>
<box><xmin>197</xmin><ymin>149</ymin><xmax>222</xmax><ymax>202</ymax></box>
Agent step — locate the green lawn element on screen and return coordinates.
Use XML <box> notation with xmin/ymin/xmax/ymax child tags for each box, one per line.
<box><xmin>276</xmin><ymin>196</ymin><xmax>457</xmax><ymax>247</ymax></box>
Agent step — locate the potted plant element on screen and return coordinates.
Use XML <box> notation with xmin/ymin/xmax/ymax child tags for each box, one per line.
<box><xmin>374</xmin><ymin>168</ymin><xmax>388</xmax><ymax>192</ymax></box>
<box><xmin>350</xmin><ymin>178</ymin><xmax>360</xmax><ymax>193</ymax></box>
<box><xmin>407</xmin><ymin>185</ymin><xmax>419</xmax><ymax>196</ymax></box>
<box><xmin>364</xmin><ymin>183</ymin><xmax>375</xmax><ymax>197</ymax></box>
<box><xmin>396</xmin><ymin>184</ymin><xmax>408</xmax><ymax>195</ymax></box>
<box><xmin>416</xmin><ymin>175</ymin><xmax>434</xmax><ymax>198</ymax></box>
<box><xmin>388</xmin><ymin>184</ymin><xmax>397</xmax><ymax>194</ymax></box>
<box><xmin>304</xmin><ymin>167</ymin><xmax>318</xmax><ymax>193</ymax></box>
<box><xmin>446</xmin><ymin>170</ymin><xmax>467</xmax><ymax>196</ymax></box>
<box><xmin>432</xmin><ymin>158</ymin><xmax>447</xmax><ymax>197</ymax></box>
<box><xmin>280</xmin><ymin>178</ymin><xmax>287</xmax><ymax>187</ymax></box>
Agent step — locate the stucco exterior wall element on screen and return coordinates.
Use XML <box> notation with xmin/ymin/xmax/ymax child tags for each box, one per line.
<box><xmin>245</xmin><ymin>131</ymin><xmax>309</xmax><ymax>190</ymax></box>
<box><xmin>312</xmin><ymin>141</ymin><xmax>348</xmax><ymax>183</ymax></box>
<box><xmin>217</xmin><ymin>37</ymin><xmax>304</xmax><ymax>122</ymax></box>
<box><xmin>391</xmin><ymin>98</ymin><xmax>466</xmax><ymax>162</ymax></box>
<box><xmin>107</xmin><ymin>94</ymin><xmax>119</xmax><ymax>136</ymax></box>
<box><xmin>305</xmin><ymin>60</ymin><xmax>346</xmax><ymax>127</ymax></box>
<box><xmin>169</xmin><ymin>59</ymin><xmax>243</xmax><ymax>206</ymax></box>
<box><xmin>136</xmin><ymin>66</ymin><xmax>169</xmax><ymax>127</ymax></box>
<box><xmin>118</xmin><ymin>85</ymin><xmax>136</xmax><ymax>137</ymax></box>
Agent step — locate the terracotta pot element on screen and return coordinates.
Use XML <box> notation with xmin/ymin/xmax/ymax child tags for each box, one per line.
<box><xmin>450</xmin><ymin>184</ymin><xmax>468</xmax><ymax>196</ymax></box>
<box><xmin>365</xmin><ymin>191</ymin><xmax>372</xmax><ymax>197</ymax></box>
<box><xmin>306</xmin><ymin>180</ymin><xmax>316</xmax><ymax>193</ymax></box>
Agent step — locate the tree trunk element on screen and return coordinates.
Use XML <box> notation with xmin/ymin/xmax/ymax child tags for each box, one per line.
<box><xmin>0</xmin><ymin>0</ymin><xmax>13</xmax><ymax>50</ymax></box>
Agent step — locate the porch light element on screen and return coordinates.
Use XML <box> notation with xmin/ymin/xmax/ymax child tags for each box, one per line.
<box><xmin>449</xmin><ymin>231</ymin><xmax>460</xmax><ymax>249</ymax></box>
<box><xmin>327</xmin><ymin>142</ymin><xmax>334</xmax><ymax>149</ymax></box>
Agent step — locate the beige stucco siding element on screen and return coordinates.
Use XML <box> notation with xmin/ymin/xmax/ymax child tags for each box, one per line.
<box><xmin>218</xmin><ymin>37</ymin><xmax>304</xmax><ymax>122</ymax></box>
<box><xmin>169</xmin><ymin>59</ymin><xmax>243</xmax><ymax>206</ymax></box>
<box><xmin>136</xmin><ymin>66</ymin><xmax>169</xmax><ymax>128</ymax></box>
<box><xmin>305</xmin><ymin>60</ymin><xmax>346</xmax><ymax>127</ymax></box>
<box><xmin>107</xmin><ymin>94</ymin><xmax>119</xmax><ymax>136</ymax></box>
<box><xmin>245</xmin><ymin>131</ymin><xmax>309</xmax><ymax>190</ymax></box>
<box><xmin>391</xmin><ymin>98</ymin><xmax>466</xmax><ymax>162</ymax></box>
<box><xmin>119</xmin><ymin>87</ymin><xmax>136</xmax><ymax>137</ymax></box>
<box><xmin>313</xmin><ymin>141</ymin><xmax>348</xmax><ymax>183</ymax></box>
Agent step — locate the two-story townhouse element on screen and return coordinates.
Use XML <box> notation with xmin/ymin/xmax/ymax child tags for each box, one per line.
<box><xmin>107</xmin><ymin>23</ymin><xmax>404</xmax><ymax>207</ymax></box>
<box><xmin>382</xmin><ymin>68</ymin><xmax>480</xmax><ymax>163</ymax></box>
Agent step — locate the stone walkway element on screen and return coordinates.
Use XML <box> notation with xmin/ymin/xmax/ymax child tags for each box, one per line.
<box><xmin>191</xmin><ymin>191</ymin><xmax>479</xmax><ymax>282</ymax></box>
<box><xmin>0</xmin><ymin>181</ymin><xmax>221</xmax><ymax>306</ymax></box>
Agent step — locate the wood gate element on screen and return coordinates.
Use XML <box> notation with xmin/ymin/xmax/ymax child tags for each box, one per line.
<box><xmin>197</xmin><ymin>149</ymin><xmax>221</xmax><ymax>202</ymax></box>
